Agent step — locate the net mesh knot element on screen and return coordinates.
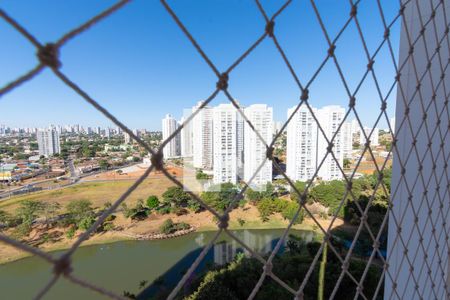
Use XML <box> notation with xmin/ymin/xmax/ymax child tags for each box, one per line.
<box><xmin>300</xmin><ymin>88</ymin><xmax>309</xmax><ymax>101</ymax></box>
<box><xmin>263</xmin><ymin>261</ymin><xmax>273</xmax><ymax>274</ymax></box>
<box><xmin>218</xmin><ymin>214</ymin><xmax>229</xmax><ymax>229</ymax></box>
<box><xmin>265</xmin><ymin>20</ymin><xmax>275</xmax><ymax>37</ymax></box>
<box><xmin>53</xmin><ymin>256</ymin><xmax>72</xmax><ymax>276</ymax></box>
<box><xmin>151</xmin><ymin>151</ymin><xmax>164</xmax><ymax>171</ymax></box>
<box><xmin>349</xmin><ymin>96</ymin><xmax>356</xmax><ymax>108</ymax></box>
<box><xmin>266</xmin><ymin>146</ymin><xmax>274</xmax><ymax>161</ymax></box>
<box><xmin>328</xmin><ymin>44</ymin><xmax>336</xmax><ymax>57</ymax></box>
<box><xmin>216</xmin><ymin>72</ymin><xmax>229</xmax><ymax>90</ymax></box>
<box><xmin>37</xmin><ymin>43</ymin><xmax>61</xmax><ymax>69</ymax></box>
<box><xmin>350</xmin><ymin>5</ymin><xmax>357</xmax><ymax>17</ymax></box>
<box><xmin>326</xmin><ymin>142</ymin><xmax>334</xmax><ymax>153</ymax></box>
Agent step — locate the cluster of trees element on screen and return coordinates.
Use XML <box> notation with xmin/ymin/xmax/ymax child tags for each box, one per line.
<box><xmin>246</xmin><ymin>183</ymin><xmax>305</xmax><ymax>224</ymax></box>
<box><xmin>289</xmin><ymin>168</ymin><xmax>391</xmax><ymax>217</ymax></box>
<box><xmin>159</xmin><ymin>219</ymin><xmax>190</xmax><ymax>234</ymax></box>
<box><xmin>195</xmin><ymin>170</ymin><xmax>210</xmax><ymax>180</ymax></box>
<box><xmin>149</xmin><ymin>235</ymin><xmax>382</xmax><ymax>300</ymax></box>
<box><xmin>0</xmin><ymin>199</ymin><xmax>115</xmax><ymax>241</ymax></box>
<box><xmin>122</xmin><ymin>196</ymin><xmax>161</xmax><ymax>220</ymax></box>
<box><xmin>0</xmin><ymin>200</ymin><xmax>61</xmax><ymax>237</ymax></box>
<box><xmin>121</xmin><ymin>187</ymin><xmax>200</xmax><ymax>221</ymax></box>
<box><xmin>201</xmin><ymin>183</ymin><xmax>241</xmax><ymax>213</ymax></box>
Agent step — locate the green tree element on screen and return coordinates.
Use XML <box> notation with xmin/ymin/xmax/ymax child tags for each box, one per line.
<box><xmin>257</xmin><ymin>198</ymin><xmax>274</xmax><ymax>222</ymax></box>
<box><xmin>343</xmin><ymin>158</ymin><xmax>351</xmax><ymax>169</ymax></box>
<box><xmin>81</xmin><ymin>145</ymin><xmax>95</xmax><ymax>158</ymax></box>
<box><xmin>281</xmin><ymin>202</ymin><xmax>304</xmax><ymax>224</ymax></box>
<box><xmin>16</xmin><ymin>200</ymin><xmax>44</xmax><ymax>227</ymax></box>
<box><xmin>159</xmin><ymin>219</ymin><xmax>175</xmax><ymax>234</ymax></box>
<box><xmin>146</xmin><ymin>195</ymin><xmax>160</xmax><ymax>210</ymax></box>
<box><xmin>126</xmin><ymin>199</ymin><xmax>149</xmax><ymax>220</ymax></box>
<box><xmin>99</xmin><ymin>159</ymin><xmax>110</xmax><ymax>170</ymax></box>
<box><xmin>290</xmin><ymin>181</ymin><xmax>307</xmax><ymax>202</ymax></box>
<box><xmin>14</xmin><ymin>200</ymin><xmax>45</xmax><ymax>236</ymax></box>
<box><xmin>0</xmin><ymin>210</ymin><xmax>12</xmax><ymax>230</ymax></box>
<box><xmin>246</xmin><ymin>188</ymin><xmax>262</xmax><ymax>204</ymax></box>
<box><xmin>246</xmin><ymin>183</ymin><xmax>274</xmax><ymax>204</ymax></box>
<box><xmin>66</xmin><ymin>199</ymin><xmax>95</xmax><ymax>229</ymax></box>
<box><xmin>201</xmin><ymin>183</ymin><xmax>239</xmax><ymax>213</ymax></box>
<box><xmin>310</xmin><ymin>180</ymin><xmax>346</xmax><ymax>217</ymax></box>
<box><xmin>188</xmin><ymin>199</ymin><xmax>202</xmax><ymax>213</ymax></box>
<box><xmin>42</xmin><ymin>202</ymin><xmax>61</xmax><ymax>228</ymax></box>
<box><xmin>162</xmin><ymin>186</ymin><xmax>192</xmax><ymax>208</ymax></box>
<box><xmin>196</xmin><ymin>170</ymin><xmax>209</xmax><ymax>180</ymax></box>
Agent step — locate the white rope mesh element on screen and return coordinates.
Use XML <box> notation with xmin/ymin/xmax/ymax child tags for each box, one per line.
<box><xmin>0</xmin><ymin>0</ymin><xmax>448</xmax><ymax>299</ymax></box>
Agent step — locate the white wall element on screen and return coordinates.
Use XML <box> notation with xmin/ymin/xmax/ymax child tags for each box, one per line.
<box><xmin>386</xmin><ymin>1</ymin><xmax>450</xmax><ymax>299</ymax></box>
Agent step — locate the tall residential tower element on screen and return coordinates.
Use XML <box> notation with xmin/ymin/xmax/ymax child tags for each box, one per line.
<box><xmin>162</xmin><ymin>114</ymin><xmax>180</xmax><ymax>159</ymax></box>
<box><xmin>37</xmin><ymin>128</ymin><xmax>61</xmax><ymax>157</ymax></box>
<box><xmin>243</xmin><ymin>104</ymin><xmax>273</xmax><ymax>187</ymax></box>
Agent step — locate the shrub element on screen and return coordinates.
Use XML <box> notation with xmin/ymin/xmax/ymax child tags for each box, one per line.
<box><xmin>146</xmin><ymin>195</ymin><xmax>160</xmax><ymax>210</ymax></box>
<box><xmin>157</xmin><ymin>205</ymin><xmax>171</xmax><ymax>215</ymax></box>
<box><xmin>188</xmin><ymin>199</ymin><xmax>202</xmax><ymax>213</ymax></box>
<box><xmin>0</xmin><ymin>210</ymin><xmax>12</xmax><ymax>229</ymax></box>
<box><xmin>162</xmin><ymin>187</ymin><xmax>192</xmax><ymax>207</ymax></box>
<box><xmin>196</xmin><ymin>170</ymin><xmax>209</xmax><ymax>180</ymax></box>
<box><xmin>78</xmin><ymin>216</ymin><xmax>96</xmax><ymax>231</ymax></box>
<box><xmin>159</xmin><ymin>219</ymin><xmax>175</xmax><ymax>234</ymax></box>
<box><xmin>290</xmin><ymin>181</ymin><xmax>307</xmax><ymax>202</ymax></box>
<box><xmin>66</xmin><ymin>227</ymin><xmax>76</xmax><ymax>239</ymax></box>
<box><xmin>105</xmin><ymin>214</ymin><xmax>116</xmax><ymax>222</ymax></box>
<box><xmin>257</xmin><ymin>198</ymin><xmax>274</xmax><ymax>222</ymax></box>
<box><xmin>122</xmin><ymin>200</ymin><xmax>149</xmax><ymax>220</ymax></box>
<box><xmin>102</xmin><ymin>222</ymin><xmax>115</xmax><ymax>232</ymax></box>
<box><xmin>201</xmin><ymin>183</ymin><xmax>239</xmax><ymax>213</ymax></box>
<box><xmin>237</xmin><ymin>218</ymin><xmax>245</xmax><ymax>227</ymax></box>
<box><xmin>273</xmin><ymin>198</ymin><xmax>288</xmax><ymax>213</ymax></box>
<box><xmin>173</xmin><ymin>207</ymin><xmax>188</xmax><ymax>216</ymax></box>
<box><xmin>281</xmin><ymin>202</ymin><xmax>304</xmax><ymax>224</ymax></box>
<box><xmin>176</xmin><ymin>222</ymin><xmax>190</xmax><ymax>231</ymax></box>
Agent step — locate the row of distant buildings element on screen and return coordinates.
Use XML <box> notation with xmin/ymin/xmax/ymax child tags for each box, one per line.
<box><xmin>162</xmin><ymin>102</ymin><xmax>394</xmax><ymax>188</ymax></box>
<box><xmin>0</xmin><ymin>124</ymin><xmax>152</xmax><ymax>140</ymax></box>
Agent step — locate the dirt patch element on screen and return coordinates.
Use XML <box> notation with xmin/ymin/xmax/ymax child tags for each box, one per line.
<box><xmin>82</xmin><ymin>165</ymin><xmax>183</xmax><ymax>181</ymax></box>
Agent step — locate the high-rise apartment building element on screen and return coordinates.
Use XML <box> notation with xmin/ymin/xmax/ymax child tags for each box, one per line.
<box><xmin>192</xmin><ymin>102</ymin><xmax>213</xmax><ymax>170</ymax></box>
<box><xmin>162</xmin><ymin>114</ymin><xmax>180</xmax><ymax>159</ymax></box>
<box><xmin>341</xmin><ymin>122</ymin><xmax>353</xmax><ymax>159</ymax></box>
<box><xmin>286</xmin><ymin>105</ymin><xmax>345</xmax><ymax>182</ymax></box>
<box><xmin>286</xmin><ymin>106</ymin><xmax>319</xmax><ymax>182</ymax></box>
<box><xmin>236</xmin><ymin>112</ymin><xmax>244</xmax><ymax>179</ymax></box>
<box><xmin>243</xmin><ymin>104</ymin><xmax>273</xmax><ymax>187</ymax></box>
<box><xmin>359</xmin><ymin>127</ymin><xmax>379</xmax><ymax>146</ymax></box>
<box><xmin>124</xmin><ymin>132</ymin><xmax>131</xmax><ymax>144</ymax></box>
<box><xmin>316</xmin><ymin>105</ymin><xmax>345</xmax><ymax>180</ymax></box>
<box><xmin>213</xmin><ymin>104</ymin><xmax>238</xmax><ymax>184</ymax></box>
<box><xmin>37</xmin><ymin>128</ymin><xmax>61</xmax><ymax>157</ymax></box>
<box><xmin>180</xmin><ymin>116</ymin><xmax>193</xmax><ymax>157</ymax></box>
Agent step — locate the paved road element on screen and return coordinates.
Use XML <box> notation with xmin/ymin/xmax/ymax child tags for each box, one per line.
<box><xmin>0</xmin><ymin>161</ymin><xmax>143</xmax><ymax>200</ymax></box>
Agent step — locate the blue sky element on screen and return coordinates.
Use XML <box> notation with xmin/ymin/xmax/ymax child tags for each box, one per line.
<box><xmin>1</xmin><ymin>0</ymin><xmax>400</xmax><ymax>130</ymax></box>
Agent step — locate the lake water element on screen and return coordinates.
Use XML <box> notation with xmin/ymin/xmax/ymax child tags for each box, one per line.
<box><xmin>0</xmin><ymin>229</ymin><xmax>315</xmax><ymax>299</ymax></box>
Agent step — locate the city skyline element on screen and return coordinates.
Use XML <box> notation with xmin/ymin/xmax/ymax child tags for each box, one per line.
<box><xmin>161</xmin><ymin>101</ymin><xmax>389</xmax><ymax>188</ymax></box>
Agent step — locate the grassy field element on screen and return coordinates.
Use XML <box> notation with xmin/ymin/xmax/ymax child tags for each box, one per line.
<box><xmin>0</xmin><ymin>176</ymin><xmax>176</xmax><ymax>213</ymax></box>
